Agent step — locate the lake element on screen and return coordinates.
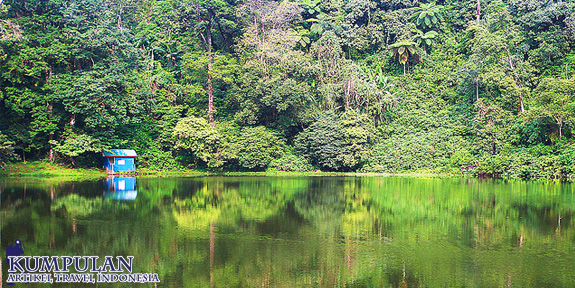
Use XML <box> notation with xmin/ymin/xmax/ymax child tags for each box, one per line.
<box><xmin>2</xmin><ymin>176</ymin><xmax>575</xmax><ymax>287</ymax></box>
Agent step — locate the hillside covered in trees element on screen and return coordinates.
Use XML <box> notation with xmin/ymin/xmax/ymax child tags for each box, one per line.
<box><xmin>0</xmin><ymin>0</ymin><xmax>574</xmax><ymax>178</ymax></box>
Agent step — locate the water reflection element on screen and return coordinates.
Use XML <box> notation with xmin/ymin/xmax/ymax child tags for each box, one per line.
<box><xmin>2</xmin><ymin>177</ymin><xmax>575</xmax><ymax>287</ymax></box>
<box><xmin>104</xmin><ymin>176</ymin><xmax>137</xmax><ymax>201</ymax></box>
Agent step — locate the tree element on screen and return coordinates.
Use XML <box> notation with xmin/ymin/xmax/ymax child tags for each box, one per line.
<box><xmin>413</xmin><ymin>30</ymin><xmax>438</xmax><ymax>51</ymax></box>
<box><xmin>472</xmin><ymin>100</ymin><xmax>514</xmax><ymax>155</ymax></box>
<box><xmin>458</xmin><ymin>65</ymin><xmax>482</xmax><ymax>102</ymax></box>
<box><xmin>528</xmin><ymin>78</ymin><xmax>575</xmax><ymax>141</ymax></box>
<box><xmin>0</xmin><ymin>132</ymin><xmax>18</xmax><ymax>169</ymax></box>
<box><xmin>231</xmin><ymin>69</ymin><xmax>312</xmax><ymax>131</ymax></box>
<box><xmin>389</xmin><ymin>40</ymin><xmax>418</xmax><ymax>74</ymax></box>
<box><xmin>236</xmin><ymin>0</ymin><xmax>303</xmax><ymax>71</ymax></box>
<box><xmin>181</xmin><ymin>0</ymin><xmax>236</xmax><ymax>127</ymax></box>
<box><xmin>181</xmin><ymin>51</ymin><xmax>238</xmax><ymax>121</ymax></box>
<box><xmin>191</xmin><ymin>2</ymin><xmax>216</xmax><ymax>127</ymax></box>
<box><xmin>464</xmin><ymin>24</ymin><xmax>533</xmax><ymax>112</ymax></box>
<box><xmin>60</xmin><ymin>62</ymin><xmax>147</xmax><ymax>132</ymax></box>
<box><xmin>50</xmin><ymin>131</ymin><xmax>104</xmax><ymax>167</ymax></box>
<box><xmin>295</xmin><ymin>111</ymin><xmax>373</xmax><ymax>171</ymax></box>
<box><xmin>172</xmin><ymin>116</ymin><xmax>222</xmax><ymax>167</ymax></box>
<box><xmin>412</xmin><ymin>3</ymin><xmax>443</xmax><ymax>30</ymax></box>
<box><xmin>233</xmin><ymin>126</ymin><xmax>286</xmax><ymax>171</ymax></box>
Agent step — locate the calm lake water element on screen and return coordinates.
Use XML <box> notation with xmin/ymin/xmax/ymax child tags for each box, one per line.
<box><xmin>2</xmin><ymin>176</ymin><xmax>575</xmax><ymax>287</ymax></box>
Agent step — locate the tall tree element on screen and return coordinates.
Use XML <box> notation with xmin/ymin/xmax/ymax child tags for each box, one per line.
<box><xmin>528</xmin><ymin>78</ymin><xmax>575</xmax><ymax>141</ymax></box>
<box><xmin>184</xmin><ymin>0</ymin><xmax>235</xmax><ymax>127</ymax></box>
<box><xmin>193</xmin><ymin>2</ymin><xmax>216</xmax><ymax>126</ymax></box>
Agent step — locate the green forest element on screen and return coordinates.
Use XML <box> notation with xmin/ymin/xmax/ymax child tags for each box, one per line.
<box><xmin>0</xmin><ymin>0</ymin><xmax>574</xmax><ymax>178</ymax></box>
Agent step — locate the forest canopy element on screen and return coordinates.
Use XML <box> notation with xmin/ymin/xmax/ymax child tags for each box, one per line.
<box><xmin>0</xmin><ymin>0</ymin><xmax>574</xmax><ymax>178</ymax></box>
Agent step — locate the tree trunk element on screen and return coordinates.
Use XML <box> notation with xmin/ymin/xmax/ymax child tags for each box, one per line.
<box><xmin>519</xmin><ymin>94</ymin><xmax>525</xmax><ymax>113</ymax></box>
<box><xmin>476</xmin><ymin>79</ymin><xmax>479</xmax><ymax>101</ymax></box>
<box><xmin>49</xmin><ymin>145</ymin><xmax>54</xmax><ymax>162</ymax></box>
<box><xmin>403</xmin><ymin>63</ymin><xmax>406</xmax><ymax>75</ymax></box>
<box><xmin>48</xmin><ymin>101</ymin><xmax>54</xmax><ymax>162</ymax></box>
<box><xmin>476</xmin><ymin>0</ymin><xmax>481</xmax><ymax>24</ymax></box>
<box><xmin>559</xmin><ymin>122</ymin><xmax>563</xmax><ymax>141</ymax></box>
<box><xmin>345</xmin><ymin>74</ymin><xmax>352</xmax><ymax>110</ymax></box>
<box><xmin>208</xmin><ymin>55</ymin><xmax>214</xmax><ymax>127</ymax></box>
<box><xmin>206</xmin><ymin>21</ymin><xmax>215</xmax><ymax>127</ymax></box>
<box><xmin>46</xmin><ymin>66</ymin><xmax>55</xmax><ymax>162</ymax></box>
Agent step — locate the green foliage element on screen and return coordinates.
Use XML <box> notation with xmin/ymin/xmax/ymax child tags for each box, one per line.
<box><xmin>364</xmin><ymin>128</ymin><xmax>468</xmax><ymax>173</ymax></box>
<box><xmin>559</xmin><ymin>144</ymin><xmax>575</xmax><ymax>179</ymax></box>
<box><xmin>49</xmin><ymin>131</ymin><xmax>104</xmax><ymax>167</ymax></box>
<box><xmin>413</xmin><ymin>30</ymin><xmax>438</xmax><ymax>50</ymax></box>
<box><xmin>412</xmin><ymin>3</ymin><xmax>444</xmax><ymax>30</ymax></box>
<box><xmin>389</xmin><ymin>40</ymin><xmax>417</xmax><ymax>64</ymax></box>
<box><xmin>1</xmin><ymin>0</ymin><xmax>575</xmax><ymax>179</ymax></box>
<box><xmin>296</xmin><ymin>111</ymin><xmax>373</xmax><ymax>171</ymax></box>
<box><xmin>389</xmin><ymin>40</ymin><xmax>418</xmax><ymax>74</ymax></box>
<box><xmin>471</xmin><ymin>100</ymin><xmax>517</xmax><ymax>155</ymax></box>
<box><xmin>172</xmin><ymin>116</ymin><xmax>221</xmax><ymax>168</ymax></box>
<box><xmin>0</xmin><ymin>131</ymin><xmax>18</xmax><ymax>168</ymax></box>
<box><xmin>449</xmin><ymin>149</ymin><xmax>473</xmax><ymax>169</ymax></box>
<box><xmin>232</xmin><ymin>126</ymin><xmax>286</xmax><ymax>171</ymax></box>
<box><xmin>476</xmin><ymin>154</ymin><xmax>511</xmax><ymax>177</ymax></box>
<box><xmin>50</xmin><ymin>132</ymin><xmax>103</xmax><ymax>158</ymax></box>
<box><xmin>267</xmin><ymin>153</ymin><xmax>313</xmax><ymax>172</ymax></box>
<box><xmin>505</xmin><ymin>147</ymin><xmax>561</xmax><ymax>179</ymax></box>
<box><xmin>139</xmin><ymin>148</ymin><xmax>181</xmax><ymax>170</ymax></box>
<box><xmin>528</xmin><ymin>78</ymin><xmax>575</xmax><ymax>140</ymax></box>
<box><xmin>231</xmin><ymin>66</ymin><xmax>312</xmax><ymax>131</ymax></box>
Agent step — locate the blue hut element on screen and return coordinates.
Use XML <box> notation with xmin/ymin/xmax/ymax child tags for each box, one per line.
<box><xmin>104</xmin><ymin>176</ymin><xmax>138</xmax><ymax>201</ymax></box>
<box><xmin>103</xmin><ymin>149</ymin><xmax>137</xmax><ymax>173</ymax></box>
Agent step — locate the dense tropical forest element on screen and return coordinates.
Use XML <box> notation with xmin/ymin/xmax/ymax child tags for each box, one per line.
<box><xmin>0</xmin><ymin>0</ymin><xmax>574</xmax><ymax>178</ymax></box>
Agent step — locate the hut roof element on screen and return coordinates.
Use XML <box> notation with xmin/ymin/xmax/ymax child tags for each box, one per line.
<box><xmin>103</xmin><ymin>149</ymin><xmax>137</xmax><ymax>157</ymax></box>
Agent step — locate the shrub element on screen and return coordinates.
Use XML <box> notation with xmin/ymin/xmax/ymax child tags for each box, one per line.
<box><xmin>363</xmin><ymin>128</ymin><xmax>468</xmax><ymax>173</ymax></box>
<box><xmin>234</xmin><ymin>126</ymin><xmax>286</xmax><ymax>171</ymax></box>
<box><xmin>49</xmin><ymin>131</ymin><xmax>103</xmax><ymax>167</ymax></box>
<box><xmin>505</xmin><ymin>146</ymin><xmax>562</xmax><ymax>179</ymax></box>
<box><xmin>476</xmin><ymin>154</ymin><xmax>511</xmax><ymax>177</ymax></box>
<box><xmin>0</xmin><ymin>132</ymin><xmax>19</xmax><ymax>169</ymax></box>
<box><xmin>139</xmin><ymin>148</ymin><xmax>181</xmax><ymax>170</ymax></box>
<box><xmin>172</xmin><ymin>116</ymin><xmax>221</xmax><ymax>168</ymax></box>
<box><xmin>559</xmin><ymin>145</ymin><xmax>575</xmax><ymax>179</ymax></box>
<box><xmin>295</xmin><ymin>111</ymin><xmax>373</xmax><ymax>171</ymax></box>
<box><xmin>506</xmin><ymin>149</ymin><xmax>537</xmax><ymax>179</ymax></box>
<box><xmin>449</xmin><ymin>149</ymin><xmax>474</xmax><ymax>169</ymax></box>
<box><xmin>267</xmin><ymin>154</ymin><xmax>313</xmax><ymax>172</ymax></box>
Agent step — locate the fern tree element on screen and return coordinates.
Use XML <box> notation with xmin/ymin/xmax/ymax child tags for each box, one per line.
<box><xmin>389</xmin><ymin>40</ymin><xmax>418</xmax><ymax>74</ymax></box>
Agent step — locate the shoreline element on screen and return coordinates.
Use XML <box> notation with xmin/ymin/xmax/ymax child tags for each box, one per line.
<box><xmin>1</xmin><ymin>161</ymin><xmax>571</xmax><ymax>182</ymax></box>
<box><xmin>1</xmin><ymin>161</ymin><xmax>458</xmax><ymax>179</ymax></box>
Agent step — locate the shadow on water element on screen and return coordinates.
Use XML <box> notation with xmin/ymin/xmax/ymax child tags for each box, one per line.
<box><xmin>2</xmin><ymin>176</ymin><xmax>575</xmax><ymax>287</ymax></box>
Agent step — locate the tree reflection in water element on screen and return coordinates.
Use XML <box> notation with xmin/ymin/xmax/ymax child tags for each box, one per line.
<box><xmin>2</xmin><ymin>177</ymin><xmax>575</xmax><ymax>287</ymax></box>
